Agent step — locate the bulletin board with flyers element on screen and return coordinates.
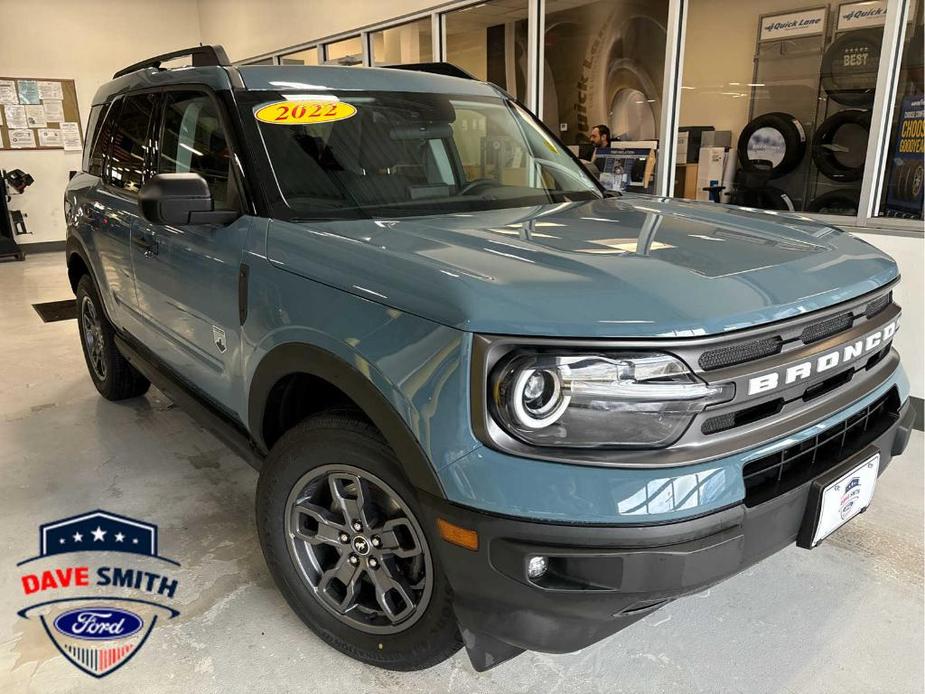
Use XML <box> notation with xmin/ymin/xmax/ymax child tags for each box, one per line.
<box><xmin>0</xmin><ymin>77</ymin><xmax>83</xmax><ymax>152</ymax></box>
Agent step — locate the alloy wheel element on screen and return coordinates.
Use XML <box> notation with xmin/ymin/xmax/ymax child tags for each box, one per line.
<box><xmin>285</xmin><ymin>464</ymin><xmax>433</xmax><ymax>634</ymax></box>
<box><xmin>80</xmin><ymin>296</ymin><xmax>107</xmax><ymax>381</ymax></box>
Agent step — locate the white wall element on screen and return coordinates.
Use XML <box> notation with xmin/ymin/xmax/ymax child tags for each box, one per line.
<box><xmin>0</xmin><ymin>0</ymin><xmax>202</xmax><ymax>244</ymax></box>
<box><xmin>851</xmin><ymin>232</ymin><xmax>925</xmax><ymax>400</ymax></box>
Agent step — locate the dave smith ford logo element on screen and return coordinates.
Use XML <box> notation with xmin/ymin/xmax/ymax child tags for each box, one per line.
<box><xmin>748</xmin><ymin>319</ymin><xmax>898</xmax><ymax>396</ymax></box>
<box><xmin>16</xmin><ymin>510</ymin><xmax>180</xmax><ymax>678</ymax></box>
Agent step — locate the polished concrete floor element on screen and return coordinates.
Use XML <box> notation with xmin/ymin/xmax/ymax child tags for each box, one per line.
<box><xmin>0</xmin><ymin>252</ymin><xmax>922</xmax><ymax>693</ymax></box>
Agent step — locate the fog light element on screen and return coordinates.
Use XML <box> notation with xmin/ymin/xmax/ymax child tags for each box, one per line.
<box><xmin>527</xmin><ymin>555</ymin><xmax>548</xmax><ymax>579</ymax></box>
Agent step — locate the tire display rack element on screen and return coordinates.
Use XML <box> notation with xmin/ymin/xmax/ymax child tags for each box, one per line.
<box><xmin>740</xmin><ymin>4</ymin><xmax>885</xmax><ymax>215</ymax></box>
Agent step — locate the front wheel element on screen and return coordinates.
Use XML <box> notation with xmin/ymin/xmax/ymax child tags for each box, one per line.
<box><xmin>256</xmin><ymin>412</ymin><xmax>462</xmax><ymax>670</ymax></box>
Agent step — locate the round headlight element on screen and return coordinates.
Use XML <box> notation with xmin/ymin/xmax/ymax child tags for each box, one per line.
<box><xmin>509</xmin><ymin>367</ymin><xmax>571</xmax><ymax>429</ymax></box>
<box><xmin>490</xmin><ymin>351</ymin><xmax>733</xmax><ymax>448</ymax></box>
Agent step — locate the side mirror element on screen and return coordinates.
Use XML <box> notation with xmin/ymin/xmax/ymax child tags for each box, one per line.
<box><xmin>139</xmin><ymin>173</ymin><xmax>239</xmax><ymax>226</ymax></box>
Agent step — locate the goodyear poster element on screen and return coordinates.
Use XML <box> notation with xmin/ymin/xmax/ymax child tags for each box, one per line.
<box><xmin>884</xmin><ymin>95</ymin><xmax>924</xmax><ymax>218</ymax></box>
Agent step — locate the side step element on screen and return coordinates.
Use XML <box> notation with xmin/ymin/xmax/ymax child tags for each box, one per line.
<box><xmin>115</xmin><ymin>335</ymin><xmax>264</xmax><ymax>470</ymax></box>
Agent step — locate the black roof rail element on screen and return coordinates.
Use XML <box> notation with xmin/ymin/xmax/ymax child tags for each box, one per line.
<box><xmin>113</xmin><ymin>45</ymin><xmax>231</xmax><ymax>79</ymax></box>
<box><xmin>386</xmin><ymin>62</ymin><xmax>475</xmax><ymax>80</ymax></box>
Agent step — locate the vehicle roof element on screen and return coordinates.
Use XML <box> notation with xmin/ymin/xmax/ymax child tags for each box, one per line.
<box><xmin>92</xmin><ymin>64</ymin><xmax>500</xmax><ymax>106</ymax></box>
<box><xmin>237</xmin><ymin>65</ymin><xmax>501</xmax><ymax>96</ymax></box>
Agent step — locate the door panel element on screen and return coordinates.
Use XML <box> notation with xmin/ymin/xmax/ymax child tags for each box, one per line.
<box><xmin>130</xmin><ymin>90</ymin><xmax>246</xmax><ymax>415</ymax></box>
<box><xmin>90</xmin><ymin>94</ymin><xmax>157</xmax><ymax>322</ymax></box>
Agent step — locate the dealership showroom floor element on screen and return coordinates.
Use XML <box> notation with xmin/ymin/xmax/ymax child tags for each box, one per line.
<box><xmin>0</xmin><ymin>253</ymin><xmax>922</xmax><ymax>693</ymax></box>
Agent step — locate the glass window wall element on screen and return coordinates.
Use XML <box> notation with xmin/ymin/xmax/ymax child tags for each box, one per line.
<box><xmin>372</xmin><ymin>18</ymin><xmax>433</xmax><ymax>65</ymax></box>
<box><xmin>444</xmin><ymin>0</ymin><xmax>529</xmax><ymax>101</ymax></box>
<box><xmin>876</xmin><ymin>0</ymin><xmax>923</xmax><ymax>220</ymax></box>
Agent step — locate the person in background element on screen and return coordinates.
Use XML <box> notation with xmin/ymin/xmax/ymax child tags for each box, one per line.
<box><xmin>590</xmin><ymin>124</ymin><xmax>611</xmax><ymax>150</ymax></box>
<box><xmin>589</xmin><ymin>124</ymin><xmax>612</xmax><ymax>172</ymax></box>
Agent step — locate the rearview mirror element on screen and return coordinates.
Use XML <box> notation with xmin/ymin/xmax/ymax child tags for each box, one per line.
<box><xmin>139</xmin><ymin>173</ymin><xmax>239</xmax><ymax>226</ymax></box>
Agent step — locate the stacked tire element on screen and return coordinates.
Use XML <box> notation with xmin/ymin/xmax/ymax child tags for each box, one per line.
<box><xmin>820</xmin><ymin>29</ymin><xmax>882</xmax><ymax>107</ymax></box>
<box><xmin>737</xmin><ymin>112</ymin><xmax>806</xmax><ymax>178</ymax></box>
<box><xmin>811</xmin><ymin>109</ymin><xmax>871</xmax><ymax>182</ymax></box>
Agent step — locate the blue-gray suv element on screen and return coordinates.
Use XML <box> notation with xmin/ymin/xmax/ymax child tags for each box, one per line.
<box><xmin>65</xmin><ymin>46</ymin><xmax>914</xmax><ymax>672</ymax></box>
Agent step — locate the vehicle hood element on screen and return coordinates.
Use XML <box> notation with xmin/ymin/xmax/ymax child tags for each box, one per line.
<box><xmin>265</xmin><ymin>195</ymin><xmax>898</xmax><ymax>338</ymax></box>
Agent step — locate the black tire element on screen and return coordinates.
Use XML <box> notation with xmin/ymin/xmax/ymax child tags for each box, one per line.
<box><xmin>900</xmin><ymin>162</ymin><xmax>924</xmax><ymax>201</ymax></box>
<box><xmin>757</xmin><ymin>186</ymin><xmax>795</xmax><ymax>211</ymax></box>
<box><xmin>734</xmin><ymin>185</ymin><xmax>795</xmax><ymax>211</ymax></box>
<box><xmin>806</xmin><ymin>189</ymin><xmax>860</xmax><ymax>215</ymax></box>
<box><xmin>256</xmin><ymin>411</ymin><xmax>462</xmax><ymax>671</ymax></box>
<box><xmin>812</xmin><ymin>109</ymin><xmax>871</xmax><ymax>182</ymax></box>
<box><xmin>820</xmin><ymin>29</ymin><xmax>883</xmax><ymax>107</ymax></box>
<box><xmin>737</xmin><ymin>112</ymin><xmax>806</xmax><ymax>178</ymax></box>
<box><xmin>75</xmin><ymin>274</ymin><xmax>150</xmax><ymax>401</ymax></box>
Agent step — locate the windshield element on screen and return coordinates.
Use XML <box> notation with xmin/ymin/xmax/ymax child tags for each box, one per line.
<box><xmin>243</xmin><ymin>90</ymin><xmax>602</xmax><ymax>219</ymax></box>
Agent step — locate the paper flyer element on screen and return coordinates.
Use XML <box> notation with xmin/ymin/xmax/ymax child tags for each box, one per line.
<box><xmin>16</xmin><ymin>79</ymin><xmax>40</xmax><ymax>105</ymax></box>
<box><xmin>9</xmin><ymin>128</ymin><xmax>36</xmax><ymax>148</ymax></box>
<box><xmin>38</xmin><ymin>128</ymin><xmax>62</xmax><ymax>147</ymax></box>
<box><xmin>60</xmin><ymin>122</ymin><xmax>82</xmax><ymax>151</ymax></box>
<box><xmin>25</xmin><ymin>104</ymin><xmax>47</xmax><ymax>128</ymax></box>
<box><xmin>37</xmin><ymin>80</ymin><xmax>64</xmax><ymax>100</ymax></box>
<box><xmin>0</xmin><ymin>80</ymin><xmax>17</xmax><ymax>105</ymax></box>
<box><xmin>43</xmin><ymin>99</ymin><xmax>64</xmax><ymax>123</ymax></box>
<box><xmin>4</xmin><ymin>104</ymin><xmax>27</xmax><ymax>129</ymax></box>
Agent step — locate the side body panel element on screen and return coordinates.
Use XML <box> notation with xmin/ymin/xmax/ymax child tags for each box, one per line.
<box><xmin>241</xmin><ymin>224</ymin><xmax>477</xmax><ymax>476</ymax></box>
<box><xmin>129</xmin><ymin>214</ymin><xmax>258</xmax><ymax>417</ymax></box>
<box><xmin>66</xmin><ymin>177</ymin><xmax>151</xmax><ymax>342</ymax></box>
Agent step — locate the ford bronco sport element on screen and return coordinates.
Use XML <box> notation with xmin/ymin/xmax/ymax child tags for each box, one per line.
<box><xmin>65</xmin><ymin>46</ymin><xmax>914</xmax><ymax>671</ymax></box>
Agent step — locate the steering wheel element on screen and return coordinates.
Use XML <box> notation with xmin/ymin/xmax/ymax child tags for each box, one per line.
<box><xmin>458</xmin><ymin>177</ymin><xmax>498</xmax><ymax>196</ymax></box>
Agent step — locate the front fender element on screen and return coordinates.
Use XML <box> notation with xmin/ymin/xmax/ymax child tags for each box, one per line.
<box><xmin>249</xmin><ymin>339</ymin><xmax>458</xmax><ymax>497</ymax></box>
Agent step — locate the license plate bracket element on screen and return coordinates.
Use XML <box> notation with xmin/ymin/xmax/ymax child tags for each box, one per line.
<box><xmin>797</xmin><ymin>449</ymin><xmax>880</xmax><ymax>549</ymax></box>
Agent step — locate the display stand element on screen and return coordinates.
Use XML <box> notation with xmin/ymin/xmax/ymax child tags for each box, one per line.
<box><xmin>748</xmin><ymin>7</ymin><xmax>830</xmax><ymax>210</ymax></box>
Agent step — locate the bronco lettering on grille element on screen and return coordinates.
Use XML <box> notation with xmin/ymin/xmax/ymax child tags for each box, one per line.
<box><xmin>747</xmin><ymin>319</ymin><xmax>898</xmax><ymax>396</ymax></box>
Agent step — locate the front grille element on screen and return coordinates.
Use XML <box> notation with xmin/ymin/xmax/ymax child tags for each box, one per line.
<box><xmin>696</xmin><ymin>291</ymin><xmax>893</xmax><ymax>372</ymax></box>
<box><xmin>741</xmin><ymin>388</ymin><xmax>899</xmax><ymax>507</ymax></box>
<box><xmin>800</xmin><ymin>312</ymin><xmax>854</xmax><ymax>344</ymax></box>
<box><xmin>702</xmin><ymin>398</ymin><xmax>784</xmax><ymax>435</ymax></box>
<box><xmin>699</xmin><ymin>336</ymin><xmax>783</xmax><ymax>371</ymax></box>
<box><xmin>865</xmin><ymin>291</ymin><xmax>892</xmax><ymax>319</ymax></box>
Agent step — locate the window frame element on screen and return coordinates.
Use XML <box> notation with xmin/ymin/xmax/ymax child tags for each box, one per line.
<box><xmin>99</xmin><ymin>92</ymin><xmax>159</xmax><ymax>197</ymax></box>
<box><xmin>89</xmin><ymin>84</ymin><xmax>252</xmax><ymax>214</ymax></box>
<box><xmin>85</xmin><ymin>98</ymin><xmax>121</xmax><ymax>178</ymax></box>
<box><xmin>154</xmin><ymin>87</ymin><xmax>244</xmax><ymax>213</ymax></box>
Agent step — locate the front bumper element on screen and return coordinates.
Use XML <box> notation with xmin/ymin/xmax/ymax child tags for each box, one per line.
<box><xmin>420</xmin><ymin>397</ymin><xmax>914</xmax><ymax>671</ymax></box>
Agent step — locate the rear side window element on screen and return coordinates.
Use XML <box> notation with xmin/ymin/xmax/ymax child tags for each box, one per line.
<box><xmin>159</xmin><ymin>91</ymin><xmax>236</xmax><ymax>209</ymax></box>
<box><xmin>105</xmin><ymin>92</ymin><xmax>157</xmax><ymax>193</ymax></box>
<box><xmin>87</xmin><ymin>99</ymin><xmax>120</xmax><ymax>177</ymax></box>
<box><xmin>82</xmin><ymin>105</ymin><xmax>103</xmax><ymax>173</ymax></box>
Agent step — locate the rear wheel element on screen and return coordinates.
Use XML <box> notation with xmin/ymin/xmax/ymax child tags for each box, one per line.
<box><xmin>256</xmin><ymin>412</ymin><xmax>462</xmax><ymax>670</ymax></box>
<box><xmin>75</xmin><ymin>274</ymin><xmax>149</xmax><ymax>401</ymax></box>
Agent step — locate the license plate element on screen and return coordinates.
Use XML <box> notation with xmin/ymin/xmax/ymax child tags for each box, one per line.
<box><xmin>807</xmin><ymin>453</ymin><xmax>880</xmax><ymax>548</ymax></box>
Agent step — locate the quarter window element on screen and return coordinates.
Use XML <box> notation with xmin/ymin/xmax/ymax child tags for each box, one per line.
<box><xmin>159</xmin><ymin>92</ymin><xmax>236</xmax><ymax>210</ymax></box>
<box><xmin>87</xmin><ymin>99</ymin><xmax>121</xmax><ymax>177</ymax></box>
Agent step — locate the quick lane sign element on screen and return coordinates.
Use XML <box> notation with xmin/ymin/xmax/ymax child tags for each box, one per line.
<box><xmin>760</xmin><ymin>8</ymin><xmax>827</xmax><ymax>41</ymax></box>
<box><xmin>838</xmin><ymin>1</ymin><xmax>888</xmax><ymax>31</ymax></box>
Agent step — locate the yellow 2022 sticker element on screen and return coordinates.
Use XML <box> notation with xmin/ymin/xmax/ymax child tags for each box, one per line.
<box><xmin>254</xmin><ymin>100</ymin><xmax>357</xmax><ymax>125</ymax></box>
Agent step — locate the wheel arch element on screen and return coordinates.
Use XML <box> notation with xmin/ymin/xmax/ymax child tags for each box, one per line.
<box><xmin>248</xmin><ymin>342</ymin><xmax>446</xmax><ymax>498</ymax></box>
<box><xmin>66</xmin><ymin>235</ymin><xmax>94</xmax><ymax>294</ymax></box>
